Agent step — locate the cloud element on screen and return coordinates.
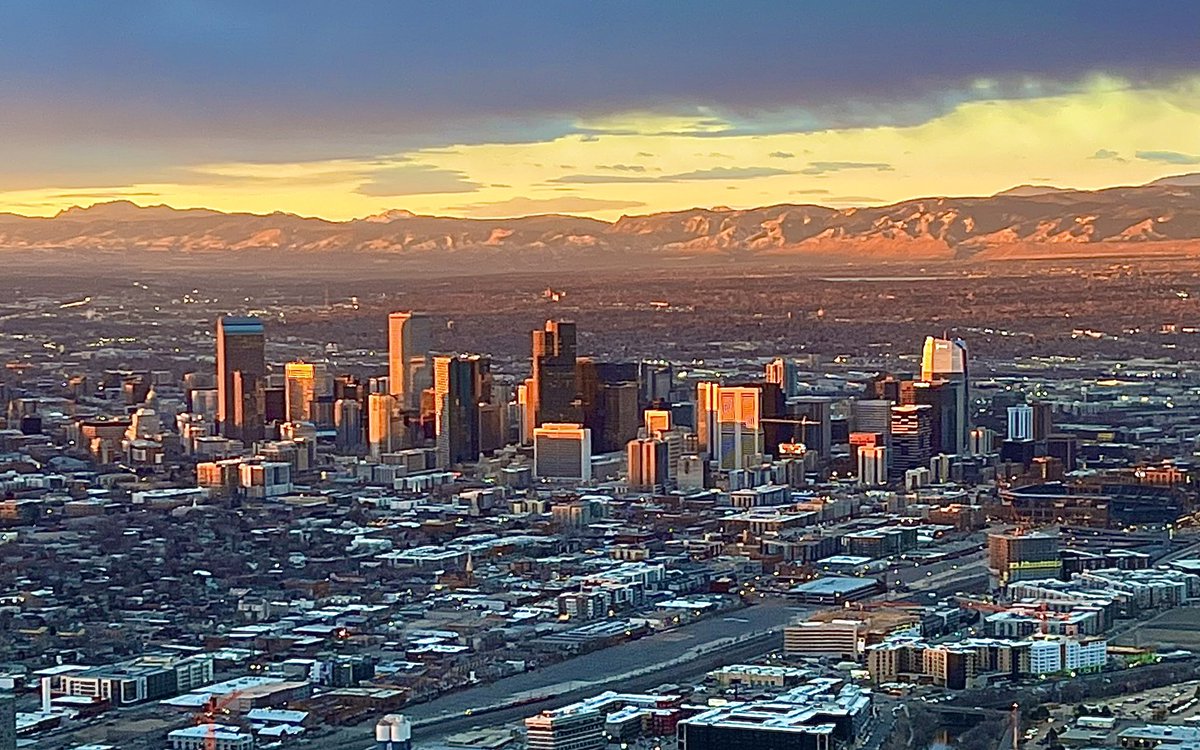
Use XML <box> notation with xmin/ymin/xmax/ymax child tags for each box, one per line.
<box><xmin>769</xmin><ymin>151</ymin><xmax>795</xmax><ymax>159</ymax></box>
<box><xmin>801</xmin><ymin>161</ymin><xmax>894</xmax><ymax>176</ymax></box>
<box><xmin>551</xmin><ymin>165</ymin><xmax>794</xmax><ymax>185</ymax></box>
<box><xmin>1135</xmin><ymin>150</ymin><xmax>1200</xmax><ymax>165</ymax></box>
<box><xmin>789</xmin><ymin>188</ymin><xmax>831</xmax><ymax>195</ymax></box>
<box><xmin>1089</xmin><ymin>148</ymin><xmax>1123</xmax><ymax>161</ymax></box>
<box><xmin>828</xmin><ymin>195</ymin><xmax>885</xmax><ymax>204</ymax></box>
<box><xmin>598</xmin><ymin>164</ymin><xmax>648</xmax><ymax>172</ymax></box>
<box><xmin>668</xmin><ymin>166</ymin><xmax>794</xmax><ymax>181</ymax></box>
<box><xmin>447</xmin><ymin>195</ymin><xmax>645</xmax><ymax>218</ymax></box>
<box><xmin>552</xmin><ymin>173</ymin><xmax>662</xmax><ymax>184</ymax></box>
<box><xmin>356</xmin><ymin>164</ymin><xmax>481</xmax><ymax>196</ymax></box>
<box><xmin>47</xmin><ymin>190</ymin><xmax>162</xmax><ymax>200</ymax></box>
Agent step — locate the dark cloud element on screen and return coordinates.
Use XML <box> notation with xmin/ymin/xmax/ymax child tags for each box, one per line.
<box><xmin>1089</xmin><ymin>148</ymin><xmax>1123</xmax><ymax>160</ymax></box>
<box><xmin>801</xmin><ymin>161</ymin><xmax>894</xmax><ymax>176</ymax></box>
<box><xmin>770</xmin><ymin>152</ymin><xmax>796</xmax><ymax>159</ymax></box>
<box><xmin>0</xmin><ymin>2</ymin><xmax>1197</xmax><ymax>194</ymax></box>
<box><xmin>2</xmin><ymin>3</ymin><xmax>1197</xmax><ymax>149</ymax></box>
<box><xmin>1135</xmin><ymin>150</ymin><xmax>1200</xmax><ymax>165</ymax></box>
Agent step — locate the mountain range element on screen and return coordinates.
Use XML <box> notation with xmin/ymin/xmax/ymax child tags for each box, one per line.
<box><xmin>3</xmin><ymin>175</ymin><xmax>1200</xmax><ymax>262</ymax></box>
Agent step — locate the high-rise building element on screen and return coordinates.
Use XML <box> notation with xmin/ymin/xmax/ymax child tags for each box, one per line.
<box><xmin>920</xmin><ymin>336</ymin><xmax>970</xmax><ymax>453</ymax></box>
<box><xmin>1032</xmin><ymin>401</ymin><xmax>1054</xmax><ymax>442</ymax></box>
<box><xmin>576</xmin><ymin>358</ymin><xmax>640</xmax><ymax>453</ymax></box>
<box><xmin>627</xmin><ymin>436</ymin><xmax>668</xmax><ymax>491</ymax></box>
<box><xmin>905</xmin><ymin>380</ymin><xmax>960</xmax><ymax>455</ymax></box>
<box><xmin>388</xmin><ymin>311</ymin><xmax>432</xmax><ymax>411</ymax></box>
<box><xmin>432</xmin><ymin>353</ymin><xmax>493</xmax><ymax>467</ymax></box>
<box><xmin>787</xmin><ymin>396</ymin><xmax>833</xmax><ymax>459</ymax></box>
<box><xmin>639</xmin><ymin>360</ymin><xmax>674</xmax><ymax>404</ymax></box>
<box><xmin>890</xmin><ymin>404</ymin><xmax>932</xmax><ymax>478</ymax></box>
<box><xmin>216</xmin><ymin>316</ymin><xmax>266</xmax><ymax>443</ymax></box>
<box><xmin>853</xmin><ymin>399</ymin><xmax>893</xmax><ymax>443</ymax></box>
<box><xmin>284</xmin><ymin>361</ymin><xmax>329</xmax><ymax>423</ymax></box>
<box><xmin>524</xmin><ymin>707</ymin><xmax>605</xmax><ymax>750</ymax></box>
<box><xmin>858</xmin><ymin>445</ymin><xmax>888</xmax><ymax>487</ymax></box>
<box><xmin>533</xmin><ymin>423</ymin><xmax>592</xmax><ymax>481</ymax></box>
<box><xmin>643</xmin><ymin>408</ymin><xmax>672</xmax><ymax>434</ymax></box>
<box><xmin>334</xmin><ymin>398</ymin><xmax>363</xmax><ymax>451</ymax></box>
<box><xmin>988</xmin><ymin>531</ymin><xmax>1061</xmax><ymax>588</ymax></box>
<box><xmin>1008</xmin><ymin>403</ymin><xmax>1034</xmax><ymax>441</ymax></box>
<box><xmin>367</xmin><ymin>393</ymin><xmax>399</xmax><ymax>459</ymax></box>
<box><xmin>531</xmin><ymin>320</ymin><xmax>579</xmax><ymax>426</ymax></box>
<box><xmin>517</xmin><ymin>380</ymin><xmax>535</xmax><ymax>445</ymax></box>
<box><xmin>696</xmin><ymin>383</ymin><xmax>764</xmax><ymax>470</ymax></box>
<box><xmin>765</xmin><ymin>357</ymin><xmax>799</xmax><ymax>397</ymax></box>
<box><xmin>969</xmin><ymin>427</ymin><xmax>996</xmax><ymax>455</ymax></box>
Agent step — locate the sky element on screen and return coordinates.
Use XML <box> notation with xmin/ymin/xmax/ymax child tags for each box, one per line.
<box><xmin>2</xmin><ymin>1</ymin><xmax>1199</xmax><ymax>221</ymax></box>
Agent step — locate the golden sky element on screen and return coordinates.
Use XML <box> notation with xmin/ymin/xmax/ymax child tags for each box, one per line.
<box><xmin>4</xmin><ymin>76</ymin><xmax>1199</xmax><ymax>221</ymax></box>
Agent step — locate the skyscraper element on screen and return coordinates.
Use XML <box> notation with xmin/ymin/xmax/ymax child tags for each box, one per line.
<box><xmin>1008</xmin><ymin>403</ymin><xmax>1034</xmax><ymax>441</ymax></box>
<box><xmin>284</xmin><ymin>361</ymin><xmax>328</xmax><ymax>423</ymax></box>
<box><xmin>904</xmin><ymin>380</ymin><xmax>959</xmax><ymax>455</ymax></box>
<box><xmin>533</xmin><ymin>423</ymin><xmax>592</xmax><ymax>481</ymax></box>
<box><xmin>531</xmin><ymin>319</ymin><xmax>579</xmax><ymax>426</ymax></box>
<box><xmin>388</xmin><ymin>311</ymin><xmax>432</xmax><ymax>411</ymax></box>
<box><xmin>216</xmin><ymin>316</ymin><xmax>266</xmax><ymax>443</ymax></box>
<box><xmin>627</xmin><ymin>435</ymin><xmax>669</xmax><ymax>491</ymax></box>
<box><xmin>890</xmin><ymin>404</ymin><xmax>932</xmax><ymax>478</ymax></box>
<box><xmin>765</xmin><ymin>357</ymin><xmax>798</xmax><ymax>397</ymax></box>
<box><xmin>334</xmin><ymin>398</ymin><xmax>363</xmax><ymax>451</ymax></box>
<box><xmin>576</xmin><ymin>358</ymin><xmax>639</xmax><ymax>453</ymax></box>
<box><xmin>858</xmin><ymin>445</ymin><xmax>888</xmax><ymax>487</ymax></box>
<box><xmin>367</xmin><ymin>393</ymin><xmax>399</xmax><ymax>459</ymax></box>
<box><xmin>432</xmin><ymin>353</ymin><xmax>493</xmax><ymax>467</ymax></box>
<box><xmin>696</xmin><ymin>383</ymin><xmax>764</xmax><ymax>470</ymax></box>
<box><xmin>920</xmin><ymin>336</ymin><xmax>969</xmax><ymax>453</ymax></box>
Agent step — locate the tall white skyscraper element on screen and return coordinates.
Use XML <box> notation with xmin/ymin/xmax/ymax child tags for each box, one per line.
<box><xmin>1007</xmin><ymin>403</ymin><xmax>1034</xmax><ymax>441</ymax></box>
<box><xmin>388</xmin><ymin>311</ymin><xmax>432</xmax><ymax>411</ymax></box>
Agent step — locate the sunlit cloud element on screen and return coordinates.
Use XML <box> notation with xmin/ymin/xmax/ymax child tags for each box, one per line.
<box><xmin>1135</xmin><ymin>150</ymin><xmax>1200</xmax><ymax>165</ymax></box>
<box><xmin>1</xmin><ymin>74</ymin><xmax>1199</xmax><ymax>220</ymax></box>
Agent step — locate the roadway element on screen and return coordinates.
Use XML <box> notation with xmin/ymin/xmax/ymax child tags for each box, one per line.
<box><xmin>309</xmin><ymin>599</ymin><xmax>806</xmax><ymax>749</ymax></box>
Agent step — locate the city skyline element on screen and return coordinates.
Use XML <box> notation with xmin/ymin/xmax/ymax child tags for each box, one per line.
<box><xmin>2</xmin><ymin>2</ymin><xmax>1199</xmax><ymax>220</ymax></box>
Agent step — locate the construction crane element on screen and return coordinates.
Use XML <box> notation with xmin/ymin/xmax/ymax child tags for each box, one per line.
<box><xmin>192</xmin><ymin>689</ymin><xmax>243</xmax><ymax>750</ymax></box>
<box><xmin>957</xmin><ymin>598</ymin><xmax>1074</xmax><ymax>635</ymax></box>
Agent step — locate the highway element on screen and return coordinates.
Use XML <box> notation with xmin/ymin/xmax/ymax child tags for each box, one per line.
<box><xmin>309</xmin><ymin>600</ymin><xmax>806</xmax><ymax>749</ymax></box>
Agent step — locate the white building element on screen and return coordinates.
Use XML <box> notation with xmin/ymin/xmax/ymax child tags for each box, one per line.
<box><xmin>239</xmin><ymin>461</ymin><xmax>292</xmax><ymax>499</ymax></box>
<box><xmin>1007</xmin><ymin>404</ymin><xmax>1034</xmax><ymax>442</ymax></box>
<box><xmin>1028</xmin><ymin>638</ymin><xmax>1061</xmax><ymax>675</ymax></box>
